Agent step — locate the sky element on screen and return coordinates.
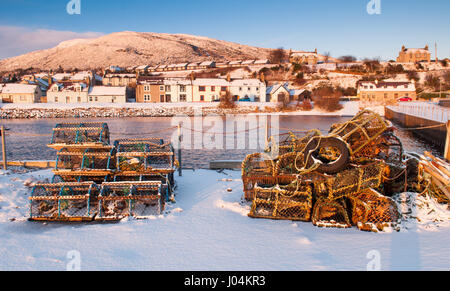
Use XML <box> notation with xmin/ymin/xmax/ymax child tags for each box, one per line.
<box><xmin>0</xmin><ymin>0</ymin><xmax>449</xmax><ymax>60</ymax></box>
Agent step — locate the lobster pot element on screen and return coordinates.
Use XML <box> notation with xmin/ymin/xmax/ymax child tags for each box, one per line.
<box><xmin>115</xmin><ymin>140</ymin><xmax>175</xmax><ymax>172</ymax></box>
<box><xmin>349</xmin><ymin>188</ymin><xmax>400</xmax><ymax>232</ymax></box>
<box><xmin>242</xmin><ymin>175</ymin><xmax>298</xmax><ymax>201</ymax></box>
<box><xmin>312</xmin><ymin>198</ymin><xmax>351</xmax><ymax>228</ymax></box>
<box><xmin>278</xmin><ymin>130</ymin><xmax>322</xmax><ymax>155</ymax></box>
<box><xmin>98</xmin><ymin>182</ymin><xmax>163</xmax><ymax>220</ymax></box>
<box><xmin>330</xmin><ymin>110</ymin><xmax>389</xmax><ymax>156</ymax></box>
<box><xmin>242</xmin><ymin>176</ymin><xmax>277</xmax><ymax>200</ymax></box>
<box><xmin>29</xmin><ymin>182</ymin><xmax>99</xmax><ymax>221</ymax></box>
<box><xmin>242</xmin><ymin>153</ymin><xmax>275</xmax><ymax>177</ymax></box>
<box><xmin>325</xmin><ymin>161</ymin><xmax>385</xmax><ymax>200</ymax></box>
<box><xmin>249</xmin><ymin>183</ymin><xmax>313</xmax><ymax>221</ymax></box>
<box><xmin>49</xmin><ymin>122</ymin><xmax>110</xmax><ymax>146</ymax></box>
<box><xmin>113</xmin><ymin>174</ymin><xmax>172</xmax><ymax>201</ymax></box>
<box><xmin>55</xmin><ymin>147</ymin><xmax>116</xmax><ymax>171</ymax></box>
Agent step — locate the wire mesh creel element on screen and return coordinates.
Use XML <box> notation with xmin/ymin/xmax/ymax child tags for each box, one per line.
<box><xmin>29</xmin><ymin>182</ymin><xmax>100</xmax><ymax>221</ymax></box>
<box><xmin>49</xmin><ymin>122</ymin><xmax>110</xmax><ymax>147</ymax></box>
<box><xmin>97</xmin><ymin>182</ymin><xmax>164</xmax><ymax>220</ymax></box>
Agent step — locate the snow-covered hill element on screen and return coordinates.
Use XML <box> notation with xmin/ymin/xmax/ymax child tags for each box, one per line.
<box><xmin>0</xmin><ymin>31</ymin><xmax>273</xmax><ymax>71</ymax></box>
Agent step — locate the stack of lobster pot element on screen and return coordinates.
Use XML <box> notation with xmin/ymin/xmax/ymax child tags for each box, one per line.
<box><xmin>243</xmin><ymin>110</ymin><xmax>405</xmax><ymax>232</ymax></box>
<box><xmin>29</xmin><ymin>123</ymin><xmax>173</xmax><ymax>222</ymax></box>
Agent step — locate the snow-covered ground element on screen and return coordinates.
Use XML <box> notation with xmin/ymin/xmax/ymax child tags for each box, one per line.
<box><xmin>0</xmin><ymin>168</ymin><xmax>448</xmax><ymax>271</ymax></box>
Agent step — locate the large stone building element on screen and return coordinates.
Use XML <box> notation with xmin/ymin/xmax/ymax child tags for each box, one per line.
<box><xmin>289</xmin><ymin>49</ymin><xmax>319</xmax><ymax>65</ymax></box>
<box><xmin>397</xmin><ymin>45</ymin><xmax>431</xmax><ymax>63</ymax></box>
<box><xmin>358</xmin><ymin>80</ymin><xmax>417</xmax><ymax>104</ymax></box>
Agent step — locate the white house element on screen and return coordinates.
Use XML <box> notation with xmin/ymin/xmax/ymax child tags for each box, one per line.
<box><xmin>163</xmin><ymin>79</ymin><xmax>193</xmax><ymax>102</ymax></box>
<box><xmin>47</xmin><ymin>83</ymin><xmax>89</xmax><ymax>103</ymax></box>
<box><xmin>229</xmin><ymin>79</ymin><xmax>266</xmax><ymax>102</ymax></box>
<box><xmin>192</xmin><ymin>78</ymin><xmax>229</xmax><ymax>102</ymax></box>
<box><xmin>266</xmin><ymin>84</ymin><xmax>291</xmax><ymax>103</ymax></box>
<box><xmin>89</xmin><ymin>86</ymin><xmax>127</xmax><ymax>103</ymax></box>
<box><xmin>0</xmin><ymin>84</ymin><xmax>42</xmax><ymax>103</ymax></box>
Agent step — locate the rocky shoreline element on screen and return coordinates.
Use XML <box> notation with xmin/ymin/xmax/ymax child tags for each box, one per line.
<box><xmin>0</xmin><ymin>106</ymin><xmax>265</xmax><ymax>119</ymax></box>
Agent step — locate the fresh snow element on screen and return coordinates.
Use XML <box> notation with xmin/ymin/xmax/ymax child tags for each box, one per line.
<box><xmin>0</xmin><ymin>168</ymin><xmax>448</xmax><ymax>271</ymax></box>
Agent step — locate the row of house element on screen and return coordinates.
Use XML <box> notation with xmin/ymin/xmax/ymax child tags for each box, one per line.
<box><xmin>134</xmin><ymin>59</ymin><xmax>270</xmax><ymax>74</ymax></box>
<box><xmin>136</xmin><ymin>78</ymin><xmax>268</xmax><ymax>103</ymax></box>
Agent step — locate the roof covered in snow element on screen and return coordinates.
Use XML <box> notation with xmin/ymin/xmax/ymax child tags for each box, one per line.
<box><xmin>0</xmin><ymin>83</ymin><xmax>39</xmax><ymax>94</ymax></box>
<box><xmin>89</xmin><ymin>86</ymin><xmax>126</xmax><ymax>96</ymax></box>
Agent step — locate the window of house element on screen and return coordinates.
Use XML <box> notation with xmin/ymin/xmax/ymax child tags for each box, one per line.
<box><xmin>248</xmin><ymin>87</ymin><xmax>251</xmax><ymax>91</ymax></box>
<box><xmin>180</xmin><ymin>94</ymin><xmax>187</xmax><ymax>102</ymax></box>
<box><xmin>160</xmin><ymin>95</ymin><xmax>165</xmax><ymax>102</ymax></box>
<box><xmin>166</xmin><ymin>94</ymin><xmax>171</xmax><ymax>102</ymax></box>
<box><xmin>77</xmin><ymin>96</ymin><xmax>81</xmax><ymax>102</ymax></box>
<box><xmin>165</xmin><ymin>85</ymin><xmax>171</xmax><ymax>92</ymax></box>
<box><xmin>239</xmin><ymin>87</ymin><xmax>242</xmax><ymax>91</ymax></box>
<box><xmin>199</xmin><ymin>86</ymin><xmax>206</xmax><ymax>92</ymax></box>
<box><xmin>211</xmin><ymin>86</ymin><xmax>215</xmax><ymax>91</ymax></box>
<box><xmin>160</xmin><ymin>86</ymin><xmax>164</xmax><ymax>91</ymax></box>
<box><xmin>112</xmin><ymin>96</ymin><xmax>116</xmax><ymax>103</ymax></box>
<box><xmin>89</xmin><ymin>96</ymin><xmax>93</xmax><ymax>102</ymax></box>
<box><xmin>221</xmin><ymin>87</ymin><xmax>227</xmax><ymax>92</ymax></box>
<box><xmin>66</xmin><ymin>96</ymin><xmax>70</xmax><ymax>103</ymax></box>
<box><xmin>200</xmin><ymin>95</ymin><xmax>204</xmax><ymax>101</ymax></box>
<box><xmin>144</xmin><ymin>94</ymin><xmax>151</xmax><ymax>101</ymax></box>
<box><xmin>55</xmin><ymin>97</ymin><xmax>59</xmax><ymax>102</ymax></box>
<box><xmin>180</xmin><ymin>85</ymin><xmax>186</xmax><ymax>92</ymax></box>
<box><xmin>95</xmin><ymin>96</ymin><xmax>98</xmax><ymax>102</ymax></box>
<box><xmin>144</xmin><ymin>85</ymin><xmax>149</xmax><ymax>91</ymax></box>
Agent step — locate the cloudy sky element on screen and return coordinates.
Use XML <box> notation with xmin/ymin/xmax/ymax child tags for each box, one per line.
<box><xmin>0</xmin><ymin>0</ymin><xmax>449</xmax><ymax>60</ymax></box>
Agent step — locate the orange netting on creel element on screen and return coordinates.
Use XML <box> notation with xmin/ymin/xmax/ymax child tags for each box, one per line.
<box><xmin>274</xmin><ymin>152</ymin><xmax>305</xmax><ymax>176</ymax></box>
<box><xmin>242</xmin><ymin>153</ymin><xmax>275</xmax><ymax>177</ymax></box>
<box><xmin>312</xmin><ymin>198</ymin><xmax>352</xmax><ymax>228</ymax></box>
<box><xmin>278</xmin><ymin>130</ymin><xmax>322</xmax><ymax>155</ymax></box>
<box><xmin>330</xmin><ymin>110</ymin><xmax>390</xmax><ymax>155</ymax></box>
<box><xmin>325</xmin><ymin>161</ymin><xmax>385</xmax><ymax>200</ymax></box>
<box><xmin>249</xmin><ymin>182</ymin><xmax>313</xmax><ymax>222</ymax></box>
<box><xmin>348</xmin><ymin>188</ymin><xmax>400</xmax><ymax>232</ymax></box>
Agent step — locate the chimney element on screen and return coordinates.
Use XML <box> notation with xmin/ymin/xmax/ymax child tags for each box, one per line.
<box><xmin>425</xmin><ymin>44</ymin><xmax>429</xmax><ymax>51</ymax></box>
<box><xmin>226</xmin><ymin>73</ymin><xmax>231</xmax><ymax>82</ymax></box>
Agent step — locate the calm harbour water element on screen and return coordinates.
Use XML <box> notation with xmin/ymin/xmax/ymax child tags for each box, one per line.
<box><xmin>1</xmin><ymin>115</ymin><xmax>442</xmax><ymax>169</ymax></box>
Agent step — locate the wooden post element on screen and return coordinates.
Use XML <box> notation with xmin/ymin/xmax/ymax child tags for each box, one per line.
<box><xmin>178</xmin><ymin>123</ymin><xmax>182</xmax><ymax>177</ymax></box>
<box><xmin>445</xmin><ymin>121</ymin><xmax>450</xmax><ymax>161</ymax></box>
<box><xmin>1</xmin><ymin>126</ymin><xmax>7</xmax><ymax>170</ymax></box>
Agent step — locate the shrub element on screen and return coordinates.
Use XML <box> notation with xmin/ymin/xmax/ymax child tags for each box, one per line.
<box><xmin>312</xmin><ymin>85</ymin><xmax>343</xmax><ymax>112</ymax></box>
<box><xmin>218</xmin><ymin>90</ymin><xmax>236</xmax><ymax>109</ymax></box>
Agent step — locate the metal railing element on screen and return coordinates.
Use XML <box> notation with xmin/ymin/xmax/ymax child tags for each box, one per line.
<box><xmin>387</xmin><ymin>102</ymin><xmax>450</xmax><ymax>124</ymax></box>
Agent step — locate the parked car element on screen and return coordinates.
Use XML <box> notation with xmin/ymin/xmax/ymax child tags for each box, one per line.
<box><xmin>239</xmin><ymin>97</ymin><xmax>251</xmax><ymax>102</ymax></box>
<box><xmin>398</xmin><ymin>97</ymin><xmax>413</xmax><ymax>102</ymax></box>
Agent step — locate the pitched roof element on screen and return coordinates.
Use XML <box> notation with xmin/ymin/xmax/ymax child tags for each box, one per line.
<box><xmin>89</xmin><ymin>86</ymin><xmax>126</xmax><ymax>96</ymax></box>
<box><xmin>0</xmin><ymin>84</ymin><xmax>38</xmax><ymax>94</ymax></box>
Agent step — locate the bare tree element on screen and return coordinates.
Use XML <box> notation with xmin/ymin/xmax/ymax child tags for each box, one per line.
<box><xmin>323</xmin><ymin>52</ymin><xmax>331</xmax><ymax>63</ymax></box>
<box><xmin>338</xmin><ymin>55</ymin><xmax>357</xmax><ymax>63</ymax></box>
